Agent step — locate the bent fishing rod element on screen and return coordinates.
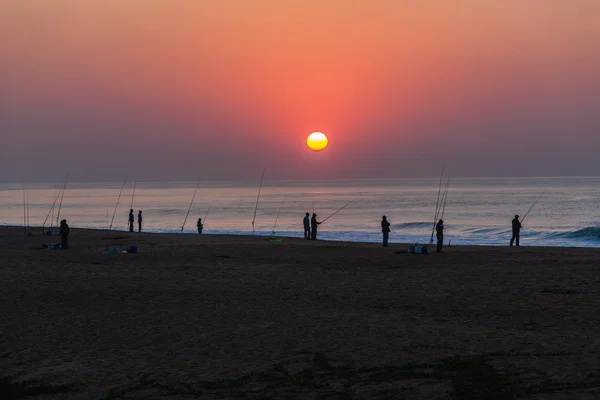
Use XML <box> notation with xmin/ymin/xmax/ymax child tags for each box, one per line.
<box><xmin>320</xmin><ymin>197</ymin><xmax>359</xmax><ymax>224</ymax></box>
<box><xmin>520</xmin><ymin>192</ymin><xmax>545</xmax><ymax>223</ymax></box>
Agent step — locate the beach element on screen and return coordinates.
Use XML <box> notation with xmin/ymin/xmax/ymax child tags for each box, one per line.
<box><xmin>2</xmin><ymin>226</ymin><xmax>600</xmax><ymax>399</ymax></box>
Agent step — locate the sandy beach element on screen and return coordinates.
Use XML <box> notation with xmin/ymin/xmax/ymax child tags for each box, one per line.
<box><xmin>2</xmin><ymin>226</ymin><xmax>600</xmax><ymax>399</ymax></box>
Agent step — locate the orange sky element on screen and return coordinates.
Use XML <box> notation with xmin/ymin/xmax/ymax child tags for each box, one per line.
<box><xmin>1</xmin><ymin>0</ymin><xmax>599</xmax><ymax>181</ymax></box>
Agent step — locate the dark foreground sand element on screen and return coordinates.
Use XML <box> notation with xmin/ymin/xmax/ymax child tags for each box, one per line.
<box><xmin>1</xmin><ymin>226</ymin><xmax>600</xmax><ymax>399</ymax></box>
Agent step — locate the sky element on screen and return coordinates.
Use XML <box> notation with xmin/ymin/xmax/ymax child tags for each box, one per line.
<box><xmin>1</xmin><ymin>0</ymin><xmax>599</xmax><ymax>182</ymax></box>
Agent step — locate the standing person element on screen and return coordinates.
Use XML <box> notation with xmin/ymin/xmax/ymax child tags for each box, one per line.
<box><xmin>303</xmin><ymin>212</ymin><xmax>310</xmax><ymax>239</ymax></box>
<box><xmin>310</xmin><ymin>213</ymin><xmax>321</xmax><ymax>240</ymax></box>
<box><xmin>59</xmin><ymin>219</ymin><xmax>69</xmax><ymax>249</ymax></box>
<box><xmin>197</xmin><ymin>218</ymin><xmax>203</xmax><ymax>234</ymax></box>
<box><xmin>435</xmin><ymin>219</ymin><xmax>444</xmax><ymax>253</ymax></box>
<box><xmin>138</xmin><ymin>210</ymin><xmax>143</xmax><ymax>232</ymax></box>
<box><xmin>128</xmin><ymin>209</ymin><xmax>134</xmax><ymax>232</ymax></box>
<box><xmin>381</xmin><ymin>215</ymin><xmax>391</xmax><ymax>247</ymax></box>
<box><xmin>510</xmin><ymin>214</ymin><xmax>521</xmax><ymax>246</ymax></box>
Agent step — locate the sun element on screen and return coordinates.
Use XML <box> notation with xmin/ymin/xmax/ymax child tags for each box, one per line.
<box><xmin>306</xmin><ymin>132</ymin><xmax>328</xmax><ymax>151</ymax></box>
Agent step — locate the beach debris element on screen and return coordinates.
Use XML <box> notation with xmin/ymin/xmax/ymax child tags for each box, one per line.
<box><xmin>407</xmin><ymin>245</ymin><xmax>428</xmax><ymax>254</ymax></box>
<box><xmin>104</xmin><ymin>248</ymin><xmax>120</xmax><ymax>254</ymax></box>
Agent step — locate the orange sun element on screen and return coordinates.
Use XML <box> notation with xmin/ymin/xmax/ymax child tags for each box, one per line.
<box><xmin>306</xmin><ymin>132</ymin><xmax>328</xmax><ymax>151</ymax></box>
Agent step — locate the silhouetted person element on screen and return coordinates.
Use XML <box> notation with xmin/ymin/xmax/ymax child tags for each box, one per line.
<box><xmin>197</xmin><ymin>218</ymin><xmax>203</xmax><ymax>234</ymax></box>
<box><xmin>381</xmin><ymin>215</ymin><xmax>391</xmax><ymax>247</ymax></box>
<box><xmin>128</xmin><ymin>209</ymin><xmax>134</xmax><ymax>232</ymax></box>
<box><xmin>59</xmin><ymin>219</ymin><xmax>69</xmax><ymax>249</ymax></box>
<box><xmin>436</xmin><ymin>219</ymin><xmax>444</xmax><ymax>253</ymax></box>
<box><xmin>310</xmin><ymin>213</ymin><xmax>321</xmax><ymax>240</ymax></box>
<box><xmin>138</xmin><ymin>210</ymin><xmax>143</xmax><ymax>232</ymax></box>
<box><xmin>303</xmin><ymin>213</ymin><xmax>310</xmax><ymax>239</ymax></box>
<box><xmin>510</xmin><ymin>214</ymin><xmax>521</xmax><ymax>246</ymax></box>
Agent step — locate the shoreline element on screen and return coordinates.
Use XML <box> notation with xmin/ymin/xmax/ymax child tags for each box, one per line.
<box><xmin>4</xmin><ymin>224</ymin><xmax>599</xmax><ymax>250</ymax></box>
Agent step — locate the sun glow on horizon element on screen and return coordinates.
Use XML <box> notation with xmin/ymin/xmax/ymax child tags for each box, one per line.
<box><xmin>306</xmin><ymin>132</ymin><xmax>328</xmax><ymax>151</ymax></box>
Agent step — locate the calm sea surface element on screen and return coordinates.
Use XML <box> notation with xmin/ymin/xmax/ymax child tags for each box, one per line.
<box><xmin>1</xmin><ymin>177</ymin><xmax>598</xmax><ymax>247</ymax></box>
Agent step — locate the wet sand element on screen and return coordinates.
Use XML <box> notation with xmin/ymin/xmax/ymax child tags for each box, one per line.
<box><xmin>1</xmin><ymin>226</ymin><xmax>600</xmax><ymax>399</ymax></box>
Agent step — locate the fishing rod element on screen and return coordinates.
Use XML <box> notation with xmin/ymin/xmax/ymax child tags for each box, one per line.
<box><xmin>51</xmin><ymin>188</ymin><xmax>57</xmax><ymax>230</ymax></box>
<box><xmin>26</xmin><ymin>186</ymin><xmax>30</xmax><ymax>232</ymax></box>
<box><xmin>271</xmin><ymin>196</ymin><xmax>285</xmax><ymax>236</ymax></box>
<box><xmin>203</xmin><ymin>205</ymin><xmax>211</xmax><ymax>224</ymax></box>
<box><xmin>430</xmin><ymin>165</ymin><xmax>445</xmax><ymax>244</ymax></box>
<box><xmin>181</xmin><ymin>182</ymin><xmax>200</xmax><ymax>231</ymax></box>
<box><xmin>251</xmin><ymin>169</ymin><xmax>265</xmax><ymax>234</ymax></box>
<box><xmin>129</xmin><ymin>179</ymin><xmax>137</xmax><ymax>210</ymax></box>
<box><xmin>42</xmin><ymin>188</ymin><xmax>62</xmax><ymax>234</ymax></box>
<box><xmin>105</xmin><ymin>208</ymin><xmax>109</xmax><ymax>251</ymax></box>
<box><xmin>312</xmin><ymin>194</ymin><xmax>315</xmax><ymax>214</ymax></box>
<box><xmin>521</xmin><ymin>192</ymin><xmax>545</xmax><ymax>223</ymax></box>
<box><xmin>440</xmin><ymin>177</ymin><xmax>451</xmax><ymax>220</ymax></box>
<box><xmin>109</xmin><ymin>180</ymin><xmax>126</xmax><ymax>230</ymax></box>
<box><xmin>320</xmin><ymin>197</ymin><xmax>359</xmax><ymax>224</ymax></box>
<box><xmin>55</xmin><ymin>172</ymin><xmax>70</xmax><ymax>225</ymax></box>
<box><xmin>22</xmin><ymin>184</ymin><xmax>27</xmax><ymax>237</ymax></box>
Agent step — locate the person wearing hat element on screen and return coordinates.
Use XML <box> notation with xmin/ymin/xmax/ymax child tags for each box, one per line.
<box><xmin>381</xmin><ymin>215</ymin><xmax>391</xmax><ymax>247</ymax></box>
<box><xmin>510</xmin><ymin>214</ymin><xmax>522</xmax><ymax>246</ymax></box>
<box><xmin>435</xmin><ymin>219</ymin><xmax>444</xmax><ymax>253</ymax></box>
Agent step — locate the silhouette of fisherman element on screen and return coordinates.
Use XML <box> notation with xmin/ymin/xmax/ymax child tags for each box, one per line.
<box><xmin>510</xmin><ymin>214</ymin><xmax>521</xmax><ymax>246</ymax></box>
<box><xmin>381</xmin><ymin>215</ymin><xmax>391</xmax><ymax>247</ymax></box>
<box><xmin>197</xmin><ymin>218</ymin><xmax>203</xmax><ymax>234</ymax></box>
<box><xmin>436</xmin><ymin>219</ymin><xmax>444</xmax><ymax>253</ymax></box>
<box><xmin>310</xmin><ymin>213</ymin><xmax>321</xmax><ymax>240</ymax></box>
<box><xmin>138</xmin><ymin>210</ymin><xmax>143</xmax><ymax>233</ymax></box>
<box><xmin>128</xmin><ymin>209</ymin><xmax>134</xmax><ymax>232</ymax></box>
<box><xmin>59</xmin><ymin>219</ymin><xmax>69</xmax><ymax>249</ymax></box>
<box><xmin>303</xmin><ymin>213</ymin><xmax>310</xmax><ymax>239</ymax></box>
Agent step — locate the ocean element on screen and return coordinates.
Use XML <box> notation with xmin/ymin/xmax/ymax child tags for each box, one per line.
<box><xmin>0</xmin><ymin>177</ymin><xmax>598</xmax><ymax>247</ymax></box>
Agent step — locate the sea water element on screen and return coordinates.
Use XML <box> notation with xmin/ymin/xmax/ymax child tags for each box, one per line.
<box><xmin>0</xmin><ymin>177</ymin><xmax>598</xmax><ymax>247</ymax></box>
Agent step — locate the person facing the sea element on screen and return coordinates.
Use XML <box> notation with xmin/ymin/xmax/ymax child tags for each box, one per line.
<box><xmin>510</xmin><ymin>215</ymin><xmax>521</xmax><ymax>246</ymax></box>
<box><xmin>128</xmin><ymin>209</ymin><xmax>134</xmax><ymax>232</ymax></box>
<box><xmin>138</xmin><ymin>210</ymin><xmax>143</xmax><ymax>233</ymax></box>
<box><xmin>303</xmin><ymin>213</ymin><xmax>310</xmax><ymax>239</ymax></box>
<box><xmin>381</xmin><ymin>215</ymin><xmax>391</xmax><ymax>247</ymax></box>
<box><xmin>310</xmin><ymin>213</ymin><xmax>321</xmax><ymax>240</ymax></box>
<box><xmin>59</xmin><ymin>219</ymin><xmax>69</xmax><ymax>249</ymax></box>
<box><xmin>197</xmin><ymin>218</ymin><xmax>203</xmax><ymax>234</ymax></box>
<box><xmin>436</xmin><ymin>219</ymin><xmax>444</xmax><ymax>253</ymax></box>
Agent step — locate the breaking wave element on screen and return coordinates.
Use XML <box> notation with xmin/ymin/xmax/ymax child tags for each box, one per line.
<box><xmin>547</xmin><ymin>227</ymin><xmax>600</xmax><ymax>241</ymax></box>
<box><xmin>392</xmin><ymin>222</ymin><xmax>432</xmax><ymax>229</ymax></box>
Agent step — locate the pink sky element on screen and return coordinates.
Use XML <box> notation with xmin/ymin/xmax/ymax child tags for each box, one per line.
<box><xmin>1</xmin><ymin>0</ymin><xmax>599</xmax><ymax>182</ymax></box>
